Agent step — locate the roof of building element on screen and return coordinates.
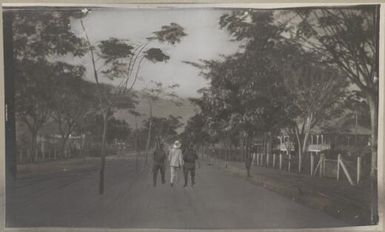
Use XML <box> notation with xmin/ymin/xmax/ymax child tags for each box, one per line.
<box><xmin>279</xmin><ymin>115</ymin><xmax>372</xmax><ymax>136</ymax></box>
<box><xmin>314</xmin><ymin>115</ymin><xmax>371</xmax><ymax>135</ymax></box>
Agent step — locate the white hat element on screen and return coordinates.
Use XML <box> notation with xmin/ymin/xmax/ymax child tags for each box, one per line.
<box><xmin>173</xmin><ymin>140</ymin><xmax>181</xmax><ymax>149</ymax></box>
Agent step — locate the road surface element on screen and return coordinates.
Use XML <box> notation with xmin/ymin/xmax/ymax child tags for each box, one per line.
<box><xmin>7</xmin><ymin>155</ymin><xmax>348</xmax><ymax>229</ymax></box>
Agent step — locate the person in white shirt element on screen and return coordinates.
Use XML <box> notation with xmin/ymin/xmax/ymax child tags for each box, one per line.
<box><xmin>168</xmin><ymin>140</ymin><xmax>183</xmax><ymax>187</ymax></box>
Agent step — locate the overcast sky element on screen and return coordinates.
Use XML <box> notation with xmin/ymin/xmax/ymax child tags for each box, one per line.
<box><xmin>70</xmin><ymin>7</ymin><xmax>242</xmax><ymax>98</ymax></box>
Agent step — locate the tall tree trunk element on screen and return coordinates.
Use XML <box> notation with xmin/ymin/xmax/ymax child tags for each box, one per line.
<box><xmin>224</xmin><ymin>139</ymin><xmax>229</xmax><ymax>168</ymax></box>
<box><xmin>240</xmin><ymin>136</ymin><xmax>245</xmax><ymax>162</ymax></box>
<box><xmin>99</xmin><ymin>111</ymin><xmax>108</xmax><ymax>195</ymax></box>
<box><xmin>229</xmin><ymin>143</ymin><xmax>232</xmax><ymax>162</ymax></box>
<box><xmin>299</xmin><ymin>114</ymin><xmax>312</xmax><ymax>172</ymax></box>
<box><xmin>145</xmin><ymin>101</ymin><xmax>153</xmax><ymax>164</ymax></box>
<box><xmin>31</xmin><ymin>131</ymin><xmax>38</xmax><ymax>162</ymax></box>
<box><xmin>200</xmin><ymin>144</ymin><xmax>204</xmax><ymax>159</ymax></box>
<box><xmin>4</xmin><ymin>11</ymin><xmax>17</xmax><ymax>178</ymax></box>
<box><xmin>134</xmin><ymin>116</ymin><xmax>139</xmax><ymax>173</ymax></box>
<box><xmin>266</xmin><ymin>133</ymin><xmax>269</xmax><ymax>157</ymax></box>
<box><xmin>301</xmin><ymin>114</ymin><xmax>312</xmax><ymax>155</ymax></box>
<box><xmin>267</xmin><ymin>132</ymin><xmax>272</xmax><ymax>157</ymax></box>
<box><xmin>60</xmin><ymin>135</ymin><xmax>69</xmax><ymax>159</ymax></box>
<box><xmin>294</xmin><ymin>128</ymin><xmax>303</xmax><ymax>173</ymax></box>
<box><xmin>80</xmin><ymin>17</ymin><xmax>110</xmax><ymax>194</ymax></box>
<box><xmin>245</xmin><ymin>136</ymin><xmax>251</xmax><ymax>177</ymax></box>
<box><xmin>367</xmin><ymin>93</ymin><xmax>378</xmax><ymax>223</ymax></box>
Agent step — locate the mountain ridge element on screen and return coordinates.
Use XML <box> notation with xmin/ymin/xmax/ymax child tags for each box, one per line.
<box><xmin>114</xmin><ymin>92</ymin><xmax>199</xmax><ymax>132</ymax></box>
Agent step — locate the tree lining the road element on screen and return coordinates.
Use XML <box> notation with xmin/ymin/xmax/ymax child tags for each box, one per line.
<box><xmin>284</xmin><ymin>6</ymin><xmax>379</xmax><ymax>223</ymax></box>
<box><xmin>79</xmin><ymin>112</ymin><xmax>133</xmax><ymax>158</ymax></box>
<box><xmin>9</xmin><ymin>9</ymin><xmax>87</xmax><ymax>163</ymax></box>
<box><xmin>8</xmin><ymin>7</ymin><xmax>187</xmax><ymax>195</ymax></box>
<box><xmin>77</xmin><ymin>8</ymin><xmax>187</xmax><ymax>194</ymax></box>
<box><xmin>180</xmin><ymin>113</ymin><xmax>211</xmax><ymax>158</ymax></box>
<box><xmin>50</xmin><ymin>64</ymin><xmax>97</xmax><ymax>158</ymax></box>
<box><xmin>186</xmin><ymin>11</ymin><xmax>295</xmax><ymax>176</ymax></box>
<box><xmin>9</xmin><ymin>8</ymin><xmax>135</xmax><ymax>164</ymax></box>
<box><xmin>278</xmin><ymin>50</ymin><xmax>349</xmax><ymax>173</ymax></box>
<box><xmin>136</xmin><ymin>115</ymin><xmax>183</xmax><ymax>151</ymax></box>
<box><xmin>141</xmin><ymin>81</ymin><xmax>182</xmax><ymax>163</ymax></box>
<box><xmin>184</xmin><ymin>7</ymin><xmax>375</xmax><ymax>182</ymax></box>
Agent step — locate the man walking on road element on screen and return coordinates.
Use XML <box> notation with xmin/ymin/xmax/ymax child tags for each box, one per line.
<box><xmin>182</xmin><ymin>143</ymin><xmax>199</xmax><ymax>188</ymax></box>
<box><xmin>168</xmin><ymin>140</ymin><xmax>183</xmax><ymax>187</ymax></box>
<box><xmin>152</xmin><ymin>139</ymin><xmax>167</xmax><ymax>186</ymax></box>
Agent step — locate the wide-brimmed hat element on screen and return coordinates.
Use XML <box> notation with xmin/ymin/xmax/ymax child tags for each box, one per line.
<box><xmin>173</xmin><ymin>140</ymin><xmax>181</xmax><ymax>148</ymax></box>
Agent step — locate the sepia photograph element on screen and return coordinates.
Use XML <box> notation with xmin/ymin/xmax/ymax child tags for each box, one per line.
<box><xmin>1</xmin><ymin>3</ymin><xmax>383</xmax><ymax>230</ymax></box>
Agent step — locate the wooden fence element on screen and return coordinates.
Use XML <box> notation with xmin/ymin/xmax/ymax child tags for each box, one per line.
<box><xmin>16</xmin><ymin>140</ymin><xmax>120</xmax><ymax>164</ymax></box>
<box><xmin>252</xmin><ymin>152</ymin><xmax>369</xmax><ymax>185</ymax></box>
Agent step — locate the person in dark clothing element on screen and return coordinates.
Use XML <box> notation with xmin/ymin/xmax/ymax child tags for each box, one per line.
<box><xmin>182</xmin><ymin>143</ymin><xmax>199</xmax><ymax>187</ymax></box>
<box><xmin>152</xmin><ymin>139</ymin><xmax>167</xmax><ymax>186</ymax></box>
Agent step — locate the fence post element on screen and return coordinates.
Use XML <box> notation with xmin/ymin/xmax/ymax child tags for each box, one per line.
<box><xmin>357</xmin><ymin>156</ymin><xmax>361</xmax><ymax>184</ymax></box>
<box><xmin>313</xmin><ymin>154</ymin><xmax>322</xmax><ymax>177</ymax></box>
<box><xmin>252</xmin><ymin>153</ymin><xmax>255</xmax><ymax>166</ymax></box>
<box><xmin>319</xmin><ymin>154</ymin><xmax>325</xmax><ymax>177</ymax></box>
<box><xmin>35</xmin><ymin>149</ymin><xmax>38</xmax><ymax>162</ymax></box>
<box><xmin>19</xmin><ymin>149</ymin><xmax>23</xmax><ymax>164</ymax></box>
<box><xmin>27</xmin><ymin>149</ymin><xmax>30</xmax><ymax>163</ymax></box>
<box><xmin>337</xmin><ymin>154</ymin><xmax>341</xmax><ymax>181</ymax></box>
<box><xmin>257</xmin><ymin>153</ymin><xmax>260</xmax><ymax>166</ymax></box>
<box><xmin>261</xmin><ymin>154</ymin><xmax>264</xmax><ymax>166</ymax></box>
<box><xmin>339</xmin><ymin>156</ymin><xmax>354</xmax><ymax>186</ymax></box>
<box><xmin>310</xmin><ymin>152</ymin><xmax>314</xmax><ymax>176</ymax></box>
<box><xmin>279</xmin><ymin>153</ymin><xmax>283</xmax><ymax>170</ymax></box>
<box><xmin>323</xmin><ymin>155</ymin><xmax>326</xmax><ymax>177</ymax></box>
<box><xmin>266</xmin><ymin>153</ymin><xmax>270</xmax><ymax>167</ymax></box>
<box><xmin>41</xmin><ymin>142</ymin><xmax>45</xmax><ymax>161</ymax></box>
<box><xmin>273</xmin><ymin>153</ymin><xmax>276</xmax><ymax>168</ymax></box>
<box><xmin>288</xmin><ymin>154</ymin><xmax>291</xmax><ymax>172</ymax></box>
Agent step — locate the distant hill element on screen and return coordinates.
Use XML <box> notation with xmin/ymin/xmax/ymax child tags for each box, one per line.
<box><xmin>114</xmin><ymin>91</ymin><xmax>199</xmax><ymax>132</ymax></box>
